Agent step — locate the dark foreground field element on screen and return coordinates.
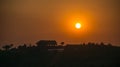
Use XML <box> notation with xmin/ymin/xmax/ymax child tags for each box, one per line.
<box><xmin>0</xmin><ymin>40</ymin><xmax>120</xmax><ymax>67</ymax></box>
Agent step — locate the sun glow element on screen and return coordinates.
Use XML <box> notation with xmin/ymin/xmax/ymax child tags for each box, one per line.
<box><xmin>75</xmin><ymin>23</ymin><xmax>81</xmax><ymax>29</ymax></box>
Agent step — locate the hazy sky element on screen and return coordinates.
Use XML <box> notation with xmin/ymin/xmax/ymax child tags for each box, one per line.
<box><xmin>0</xmin><ymin>0</ymin><xmax>120</xmax><ymax>46</ymax></box>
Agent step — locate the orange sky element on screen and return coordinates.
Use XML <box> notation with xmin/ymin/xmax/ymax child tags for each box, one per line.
<box><xmin>0</xmin><ymin>0</ymin><xmax>120</xmax><ymax>47</ymax></box>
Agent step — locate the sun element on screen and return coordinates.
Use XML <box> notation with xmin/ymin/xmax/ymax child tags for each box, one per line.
<box><xmin>75</xmin><ymin>23</ymin><xmax>81</xmax><ymax>29</ymax></box>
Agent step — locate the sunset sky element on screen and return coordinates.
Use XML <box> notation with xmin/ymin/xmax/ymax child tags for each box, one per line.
<box><xmin>0</xmin><ymin>0</ymin><xmax>120</xmax><ymax>46</ymax></box>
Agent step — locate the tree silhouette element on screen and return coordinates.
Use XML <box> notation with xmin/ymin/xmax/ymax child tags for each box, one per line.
<box><xmin>107</xmin><ymin>43</ymin><xmax>112</xmax><ymax>46</ymax></box>
<box><xmin>36</xmin><ymin>40</ymin><xmax>57</xmax><ymax>47</ymax></box>
<box><xmin>60</xmin><ymin>42</ymin><xmax>64</xmax><ymax>46</ymax></box>
<box><xmin>100</xmin><ymin>42</ymin><xmax>104</xmax><ymax>45</ymax></box>
<box><xmin>18</xmin><ymin>44</ymin><xmax>27</xmax><ymax>49</ymax></box>
<box><xmin>2</xmin><ymin>44</ymin><xmax>13</xmax><ymax>50</ymax></box>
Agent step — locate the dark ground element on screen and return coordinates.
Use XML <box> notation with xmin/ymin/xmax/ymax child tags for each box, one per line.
<box><xmin>0</xmin><ymin>41</ymin><xmax>120</xmax><ymax>67</ymax></box>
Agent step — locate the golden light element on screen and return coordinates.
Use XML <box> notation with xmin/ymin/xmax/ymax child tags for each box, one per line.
<box><xmin>75</xmin><ymin>23</ymin><xmax>81</xmax><ymax>29</ymax></box>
